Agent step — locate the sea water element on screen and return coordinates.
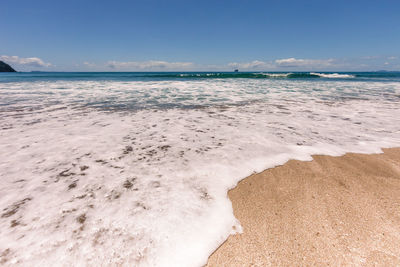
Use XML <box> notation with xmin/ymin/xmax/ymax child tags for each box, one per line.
<box><xmin>1</xmin><ymin>72</ymin><xmax>400</xmax><ymax>266</ymax></box>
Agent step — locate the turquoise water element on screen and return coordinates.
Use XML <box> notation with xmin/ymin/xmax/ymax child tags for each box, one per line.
<box><xmin>1</xmin><ymin>71</ymin><xmax>400</xmax><ymax>82</ymax></box>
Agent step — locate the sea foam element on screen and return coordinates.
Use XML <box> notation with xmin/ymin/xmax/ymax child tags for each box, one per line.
<box><xmin>0</xmin><ymin>77</ymin><xmax>400</xmax><ymax>266</ymax></box>
<box><xmin>310</xmin><ymin>72</ymin><xmax>355</xmax><ymax>78</ymax></box>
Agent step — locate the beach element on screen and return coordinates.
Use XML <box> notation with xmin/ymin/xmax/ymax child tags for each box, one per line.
<box><xmin>207</xmin><ymin>148</ymin><xmax>400</xmax><ymax>266</ymax></box>
<box><xmin>3</xmin><ymin>0</ymin><xmax>400</xmax><ymax>264</ymax></box>
<box><xmin>1</xmin><ymin>72</ymin><xmax>400</xmax><ymax>265</ymax></box>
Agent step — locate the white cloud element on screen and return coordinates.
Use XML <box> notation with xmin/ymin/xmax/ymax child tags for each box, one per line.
<box><xmin>83</xmin><ymin>62</ymin><xmax>96</xmax><ymax>67</ymax></box>
<box><xmin>387</xmin><ymin>56</ymin><xmax>398</xmax><ymax>60</ymax></box>
<box><xmin>106</xmin><ymin>60</ymin><xmax>193</xmax><ymax>70</ymax></box>
<box><xmin>0</xmin><ymin>55</ymin><xmax>52</xmax><ymax>67</ymax></box>
<box><xmin>228</xmin><ymin>60</ymin><xmax>274</xmax><ymax>70</ymax></box>
<box><xmin>360</xmin><ymin>56</ymin><xmax>379</xmax><ymax>60</ymax></box>
<box><xmin>275</xmin><ymin>57</ymin><xmax>335</xmax><ymax>68</ymax></box>
<box><xmin>228</xmin><ymin>58</ymin><xmax>338</xmax><ymax>70</ymax></box>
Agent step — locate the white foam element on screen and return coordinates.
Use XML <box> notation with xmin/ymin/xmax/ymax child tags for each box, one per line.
<box><xmin>0</xmin><ymin>78</ymin><xmax>400</xmax><ymax>266</ymax></box>
<box><xmin>310</xmin><ymin>72</ymin><xmax>356</xmax><ymax>78</ymax></box>
<box><xmin>258</xmin><ymin>72</ymin><xmax>292</xmax><ymax>78</ymax></box>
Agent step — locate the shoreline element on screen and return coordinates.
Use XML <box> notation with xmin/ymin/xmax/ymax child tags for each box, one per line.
<box><xmin>207</xmin><ymin>148</ymin><xmax>400</xmax><ymax>266</ymax></box>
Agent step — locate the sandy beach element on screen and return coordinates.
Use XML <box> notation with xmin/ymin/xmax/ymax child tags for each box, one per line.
<box><xmin>207</xmin><ymin>148</ymin><xmax>400</xmax><ymax>266</ymax></box>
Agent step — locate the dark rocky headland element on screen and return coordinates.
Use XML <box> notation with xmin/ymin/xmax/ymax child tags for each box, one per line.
<box><xmin>0</xmin><ymin>61</ymin><xmax>16</xmax><ymax>72</ymax></box>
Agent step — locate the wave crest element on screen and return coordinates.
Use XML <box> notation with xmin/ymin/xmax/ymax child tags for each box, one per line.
<box><xmin>310</xmin><ymin>72</ymin><xmax>355</xmax><ymax>78</ymax></box>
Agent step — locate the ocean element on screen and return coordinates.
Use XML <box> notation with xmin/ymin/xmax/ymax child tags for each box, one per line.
<box><xmin>1</xmin><ymin>72</ymin><xmax>400</xmax><ymax>266</ymax></box>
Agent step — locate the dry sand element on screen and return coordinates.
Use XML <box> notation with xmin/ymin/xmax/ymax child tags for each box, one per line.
<box><xmin>207</xmin><ymin>148</ymin><xmax>400</xmax><ymax>267</ymax></box>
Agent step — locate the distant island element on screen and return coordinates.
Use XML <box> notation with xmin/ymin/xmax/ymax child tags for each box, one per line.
<box><xmin>0</xmin><ymin>61</ymin><xmax>16</xmax><ymax>72</ymax></box>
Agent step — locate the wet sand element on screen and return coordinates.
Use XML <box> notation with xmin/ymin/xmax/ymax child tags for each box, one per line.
<box><xmin>207</xmin><ymin>148</ymin><xmax>400</xmax><ymax>266</ymax></box>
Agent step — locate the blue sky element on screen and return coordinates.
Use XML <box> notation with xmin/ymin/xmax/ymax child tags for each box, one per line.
<box><xmin>1</xmin><ymin>0</ymin><xmax>399</xmax><ymax>71</ymax></box>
